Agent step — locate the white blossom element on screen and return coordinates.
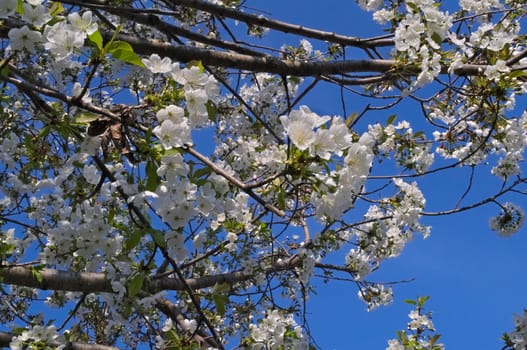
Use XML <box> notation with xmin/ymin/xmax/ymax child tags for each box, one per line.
<box><xmin>8</xmin><ymin>26</ymin><xmax>42</xmax><ymax>53</ymax></box>
<box><xmin>142</xmin><ymin>54</ymin><xmax>173</xmax><ymax>74</ymax></box>
<box><xmin>68</xmin><ymin>11</ymin><xmax>98</xmax><ymax>35</ymax></box>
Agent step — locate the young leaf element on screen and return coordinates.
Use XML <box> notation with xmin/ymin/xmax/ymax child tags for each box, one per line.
<box><xmin>88</xmin><ymin>30</ymin><xmax>103</xmax><ymax>50</ymax></box>
<box><xmin>16</xmin><ymin>0</ymin><xmax>24</xmax><ymax>14</ymax></box>
<box><xmin>431</xmin><ymin>32</ymin><xmax>443</xmax><ymax>47</ymax></box>
<box><xmin>145</xmin><ymin>160</ymin><xmax>161</xmax><ymax>191</ymax></box>
<box><xmin>213</xmin><ymin>294</ymin><xmax>228</xmax><ymax>316</ymax></box>
<box><xmin>387</xmin><ymin>114</ymin><xmax>397</xmax><ymax>125</ymax></box>
<box><xmin>277</xmin><ymin>188</ymin><xmax>286</xmax><ymax>210</ymax></box>
<box><xmin>150</xmin><ymin>229</ymin><xmax>166</xmax><ymax>248</ymax></box>
<box><xmin>125</xmin><ymin>230</ymin><xmax>143</xmax><ymax>251</ymax></box>
<box><xmin>127</xmin><ymin>273</ymin><xmax>144</xmax><ymax>297</ymax></box>
<box><xmin>108</xmin><ymin>41</ymin><xmax>144</xmax><ymax>67</ymax></box>
<box><xmin>49</xmin><ymin>2</ymin><xmax>64</xmax><ymax>16</ymax></box>
<box><xmin>192</xmin><ymin>166</ymin><xmax>211</xmax><ymax>181</ymax></box>
<box><xmin>418</xmin><ymin>295</ymin><xmax>430</xmax><ymax>306</ymax></box>
<box><xmin>75</xmin><ymin>112</ymin><xmax>100</xmax><ymax>124</ymax></box>
<box><xmin>0</xmin><ymin>62</ymin><xmax>9</xmax><ymax>78</ymax></box>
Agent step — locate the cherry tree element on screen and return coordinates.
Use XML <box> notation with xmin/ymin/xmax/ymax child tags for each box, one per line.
<box><xmin>0</xmin><ymin>0</ymin><xmax>526</xmax><ymax>349</ymax></box>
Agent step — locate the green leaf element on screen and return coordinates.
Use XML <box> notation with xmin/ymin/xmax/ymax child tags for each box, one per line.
<box><xmin>127</xmin><ymin>273</ymin><xmax>144</xmax><ymax>297</ymax></box>
<box><xmin>49</xmin><ymin>2</ymin><xmax>64</xmax><ymax>16</ymax></box>
<box><xmin>206</xmin><ymin>101</ymin><xmax>217</xmax><ymax>122</ymax></box>
<box><xmin>510</xmin><ymin>70</ymin><xmax>526</xmax><ymax>79</ymax></box>
<box><xmin>429</xmin><ymin>334</ymin><xmax>441</xmax><ymax>344</ymax></box>
<box><xmin>213</xmin><ymin>283</ymin><xmax>231</xmax><ymax>293</ymax></box>
<box><xmin>387</xmin><ymin>114</ymin><xmax>397</xmax><ymax>125</ymax></box>
<box><xmin>277</xmin><ymin>188</ymin><xmax>286</xmax><ymax>210</ymax></box>
<box><xmin>108</xmin><ymin>41</ymin><xmax>144</xmax><ymax>67</ymax></box>
<box><xmin>74</xmin><ymin>112</ymin><xmax>100</xmax><ymax>124</ymax></box>
<box><xmin>418</xmin><ymin>295</ymin><xmax>430</xmax><ymax>306</ymax></box>
<box><xmin>125</xmin><ymin>230</ymin><xmax>143</xmax><ymax>251</ymax></box>
<box><xmin>404</xmin><ymin>299</ymin><xmax>417</xmax><ymax>305</ymax></box>
<box><xmin>30</xmin><ymin>265</ymin><xmax>44</xmax><ymax>284</ymax></box>
<box><xmin>413</xmin><ymin>131</ymin><xmax>425</xmax><ymax>139</ymax></box>
<box><xmin>407</xmin><ymin>2</ymin><xmax>419</xmax><ymax>13</ymax></box>
<box><xmin>188</xmin><ymin>60</ymin><xmax>204</xmax><ymax>73</ymax></box>
<box><xmin>145</xmin><ymin>160</ymin><xmax>161</xmax><ymax>191</ymax></box>
<box><xmin>213</xmin><ymin>294</ymin><xmax>228</xmax><ymax>316</ymax></box>
<box><xmin>88</xmin><ymin>30</ymin><xmax>103</xmax><ymax>50</ymax></box>
<box><xmin>345</xmin><ymin>112</ymin><xmax>358</xmax><ymax>127</ymax></box>
<box><xmin>192</xmin><ymin>166</ymin><xmax>211</xmax><ymax>180</ymax></box>
<box><xmin>431</xmin><ymin>32</ymin><xmax>443</xmax><ymax>47</ymax></box>
<box><xmin>16</xmin><ymin>0</ymin><xmax>24</xmax><ymax>14</ymax></box>
<box><xmin>0</xmin><ymin>62</ymin><xmax>9</xmax><ymax>78</ymax></box>
<box><xmin>39</xmin><ymin>125</ymin><xmax>51</xmax><ymax>138</ymax></box>
<box><xmin>150</xmin><ymin>229</ymin><xmax>166</xmax><ymax>248</ymax></box>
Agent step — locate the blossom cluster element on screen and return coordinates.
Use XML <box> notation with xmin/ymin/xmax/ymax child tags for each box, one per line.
<box><xmin>142</xmin><ymin>54</ymin><xmax>220</xmax><ymax>147</ymax></box>
<box><xmin>489</xmin><ymin>202</ymin><xmax>525</xmax><ymax>237</ymax></box>
<box><xmin>386</xmin><ymin>297</ymin><xmax>444</xmax><ymax>350</ymax></box>
<box><xmin>10</xmin><ymin>325</ymin><xmax>63</xmax><ymax>350</ymax></box>
<box><xmin>248</xmin><ymin>310</ymin><xmax>307</xmax><ymax>349</ymax></box>
<box><xmin>507</xmin><ymin>310</ymin><xmax>527</xmax><ymax>349</ymax></box>
<box><xmin>345</xmin><ymin>179</ymin><xmax>429</xmax><ymax>283</ymax></box>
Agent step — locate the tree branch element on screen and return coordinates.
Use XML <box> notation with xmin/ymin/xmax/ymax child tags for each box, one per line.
<box><xmin>0</xmin><ymin>256</ymin><xmax>302</xmax><ymax>294</ymax></box>
<box><xmin>163</xmin><ymin>0</ymin><xmax>394</xmax><ymax>48</ymax></box>
<box><xmin>183</xmin><ymin>145</ymin><xmax>286</xmax><ymax>217</ymax></box>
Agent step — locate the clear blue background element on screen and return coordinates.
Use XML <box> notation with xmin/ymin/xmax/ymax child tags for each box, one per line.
<box><xmin>243</xmin><ymin>1</ymin><xmax>527</xmax><ymax>348</ymax></box>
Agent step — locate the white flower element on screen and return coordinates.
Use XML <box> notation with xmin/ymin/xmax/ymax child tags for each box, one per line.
<box><xmin>0</xmin><ymin>0</ymin><xmax>17</xmax><ymax>18</ymax></box>
<box><xmin>185</xmin><ymin>88</ymin><xmax>209</xmax><ymax>127</ymax></box>
<box><xmin>508</xmin><ymin>310</ymin><xmax>527</xmax><ymax>349</ymax></box>
<box><xmin>72</xmin><ymin>82</ymin><xmax>91</xmax><ymax>103</ymax></box>
<box><xmin>357</xmin><ymin>0</ymin><xmax>383</xmax><ymax>11</ymax></box>
<box><xmin>279</xmin><ymin>106</ymin><xmax>330</xmax><ymax>151</ymax></box>
<box><xmin>156</xmin><ymin>105</ymin><xmax>185</xmax><ymax>123</ymax></box>
<box><xmin>489</xmin><ymin>202</ymin><xmax>524</xmax><ymax>237</ymax></box>
<box><xmin>8</xmin><ymin>26</ymin><xmax>42</xmax><ymax>53</ymax></box>
<box><xmin>249</xmin><ymin>310</ymin><xmax>306</xmax><ymax>348</ymax></box>
<box><xmin>408</xmin><ymin>310</ymin><xmax>435</xmax><ymax>331</ymax></box>
<box><xmin>373</xmin><ymin>8</ymin><xmax>394</xmax><ymax>24</ymax></box>
<box><xmin>68</xmin><ymin>11</ymin><xmax>98</xmax><ymax>35</ymax></box>
<box><xmin>394</xmin><ymin>13</ymin><xmax>424</xmax><ymax>53</ymax></box>
<box><xmin>157</xmin><ymin>153</ymin><xmax>188</xmax><ymax>178</ymax></box>
<box><xmin>386</xmin><ymin>339</ymin><xmax>404</xmax><ymax>350</ymax></box>
<box><xmin>181</xmin><ymin>319</ymin><xmax>197</xmax><ymax>333</ymax></box>
<box><xmin>22</xmin><ymin>3</ymin><xmax>51</xmax><ymax>27</ymax></box>
<box><xmin>181</xmin><ymin>66</ymin><xmax>208</xmax><ymax>87</ymax></box>
<box><xmin>83</xmin><ymin>164</ymin><xmax>100</xmax><ymax>185</ymax></box>
<box><xmin>153</xmin><ymin>119</ymin><xmax>192</xmax><ymax>149</ymax></box>
<box><xmin>345</xmin><ymin>249</ymin><xmax>372</xmax><ymax>280</ymax></box>
<box><xmin>484</xmin><ymin>60</ymin><xmax>510</xmax><ymax>81</ymax></box>
<box><xmin>45</xmin><ymin>21</ymin><xmax>86</xmax><ymax>60</ymax></box>
<box><xmin>393</xmin><ymin>178</ymin><xmax>426</xmax><ymax>227</ymax></box>
<box><xmin>142</xmin><ymin>54</ymin><xmax>172</xmax><ymax>74</ymax></box>
<box><xmin>358</xmin><ymin>284</ymin><xmax>393</xmax><ymax>311</ymax></box>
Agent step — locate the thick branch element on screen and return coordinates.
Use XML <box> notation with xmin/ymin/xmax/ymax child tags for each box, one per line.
<box><xmin>0</xmin><ymin>256</ymin><xmax>301</xmax><ymax>294</ymax></box>
<box><xmin>105</xmin><ymin>31</ymin><xmax>397</xmax><ymax>76</ymax></box>
<box><xmin>109</xmin><ymin>32</ymin><xmax>490</xmax><ymax>77</ymax></box>
<box><xmin>0</xmin><ymin>266</ymin><xmax>113</xmax><ymax>293</ymax></box>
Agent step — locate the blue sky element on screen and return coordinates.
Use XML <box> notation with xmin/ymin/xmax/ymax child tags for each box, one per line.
<box><xmin>243</xmin><ymin>1</ymin><xmax>527</xmax><ymax>348</ymax></box>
